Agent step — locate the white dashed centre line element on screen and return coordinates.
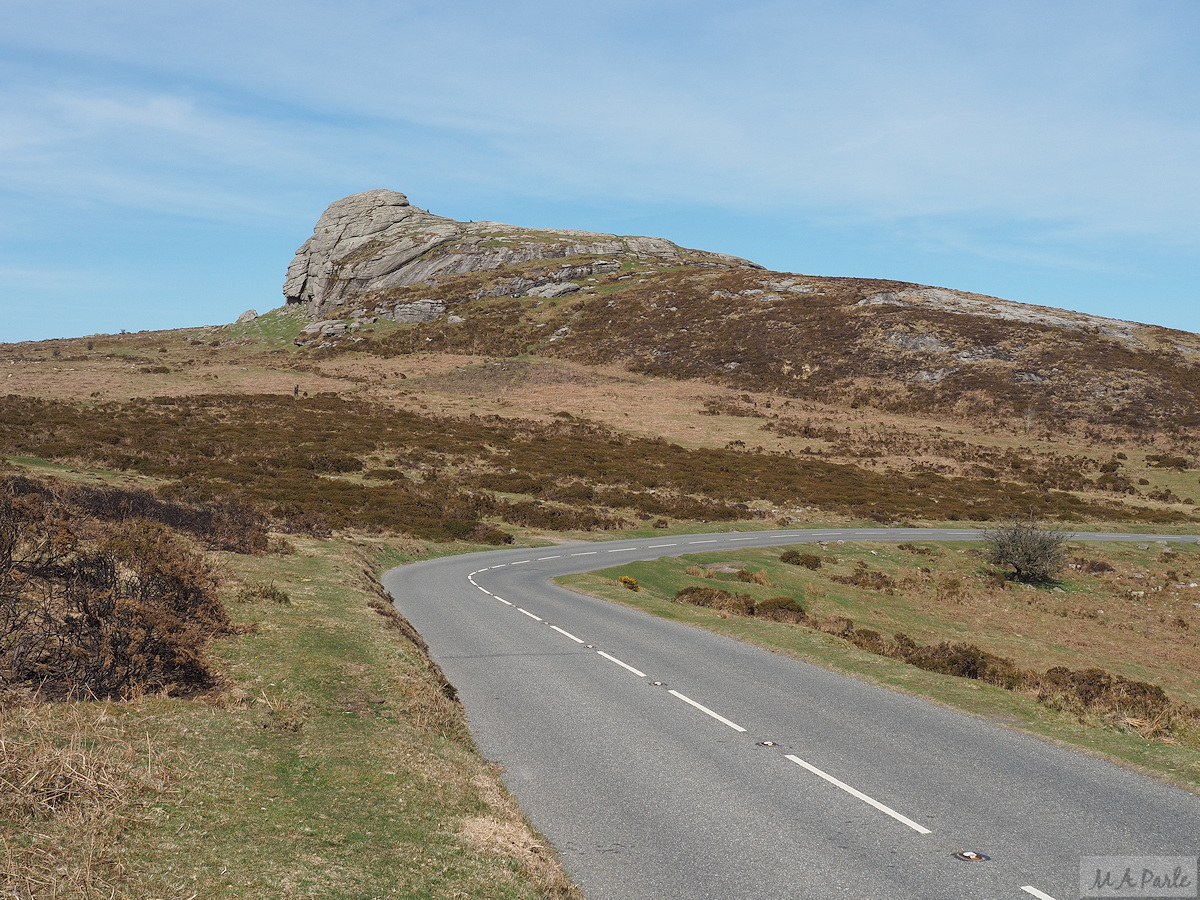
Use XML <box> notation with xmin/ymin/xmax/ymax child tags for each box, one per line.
<box><xmin>728</xmin><ymin>537</ymin><xmax>754</xmax><ymax>541</ymax></box>
<box><xmin>688</xmin><ymin>540</ymin><xmax>718</xmax><ymax>545</ymax></box>
<box><xmin>648</xmin><ymin>543</ymin><xmax>677</xmax><ymax>548</ymax></box>
<box><xmin>517</xmin><ymin>608</ymin><xmax>542</xmax><ymax>621</ymax></box>
<box><xmin>537</xmin><ymin>556</ymin><xmax>562</xmax><ymax>561</ymax></box>
<box><xmin>495</xmin><ymin>597</ymin><xmax>513</xmax><ymax>606</ymax></box>
<box><xmin>668</xmin><ymin>690</ymin><xmax>746</xmax><ymax>732</ymax></box>
<box><xmin>476</xmin><ymin>587</ymin><xmax>493</xmax><ymax>595</ymax></box>
<box><xmin>607</xmin><ymin>547</ymin><xmax>636</xmax><ymax>553</ymax></box>
<box><xmin>572</xmin><ymin>551</ymin><xmax>598</xmax><ymax>556</ymax></box>
<box><xmin>511</xmin><ymin>560</ymin><xmax>530</xmax><ymax>565</ymax></box>
<box><xmin>597</xmin><ymin>651</ymin><xmax>647</xmax><ymax>677</ymax></box>
<box><xmin>1021</xmin><ymin>887</ymin><xmax>1058</xmax><ymax>900</ymax></box>
<box><xmin>550</xmin><ymin>625</ymin><xmax>585</xmax><ymax>644</ymax></box>
<box><xmin>784</xmin><ymin>754</ymin><xmax>931</xmax><ymax>834</ymax></box>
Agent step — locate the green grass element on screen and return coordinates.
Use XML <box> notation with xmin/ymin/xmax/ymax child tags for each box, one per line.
<box><xmin>221</xmin><ymin>306</ymin><xmax>310</xmax><ymax>349</ymax></box>
<box><xmin>558</xmin><ymin>540</ymin><xmax>1200</xmax><ymax>794</ymax></box>
<box><xmin>4</xmin><ymin>536</ymin><xmax>577</xmax><ymax>899</ymax></box>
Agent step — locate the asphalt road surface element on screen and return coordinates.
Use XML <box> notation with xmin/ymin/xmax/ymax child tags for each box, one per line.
<box><xmin>382</xmin><ymin>528</ymin><xmax>1200</xmax><ymax>900</ymax></box>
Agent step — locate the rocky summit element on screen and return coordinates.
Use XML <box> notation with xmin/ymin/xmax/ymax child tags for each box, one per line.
<box><xmin>282</xmin><ymin>189</ymin><xmax>757</xmax><ymax>318</ymax></box>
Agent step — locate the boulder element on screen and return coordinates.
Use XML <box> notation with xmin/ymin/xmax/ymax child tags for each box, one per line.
<box><xmin>525</xmin><ymin>282</ymin><xmax>580</xmax><ymax>299</ymax></box>
<box><xmin>236</xmin><ymin>309</ymin><xmax>258</xmax><ymax>323</ymax></box>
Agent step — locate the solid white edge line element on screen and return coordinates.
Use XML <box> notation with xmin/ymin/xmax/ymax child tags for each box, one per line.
<box><xmin>495</xmin><ymin>597</ymin><xmax>513</xmax><ymax>606</ymax></box>
<box><xmin>1020</xmin><ymin>888</ymin><xmax>1057</xmax><ymax>900</ymax></box>
<box><xmin>784</xmin><ymin>755</ymin><xmax>931</xmax><ymax>834</ymax></box>
<box><xmin>596</xmin><ymin>651</ymin><xmax>646</xmax><ymax>677</ymax></box>
<box><xmin>517</xmin><ymin>607</ymin><xmax>542</xmax><ymax>621</ymax></box>
<box><xmin>477</xmin><ymin>587</ymin><xmax>493</xmax><ymax>595</ymax></box>
<box><xmin>550</xmin><ymin>625</ymin><xmax>585</xmax><ymax>643</ymax></box>
<box><xmin>667</xmin><ymin>690</ymin><xmax>746</xmax><ymax>732</ymax></box>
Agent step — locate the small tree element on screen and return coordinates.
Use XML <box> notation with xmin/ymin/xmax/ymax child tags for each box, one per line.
<box><xmin>982</xmin><ymin>519</ymin><xmax>1069</xmax><ymax>583</ymax></box>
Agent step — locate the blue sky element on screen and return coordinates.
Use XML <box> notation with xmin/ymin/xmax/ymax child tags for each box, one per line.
<box><xmin>2</xmin><ymin>0</ymin><xmax>1198</xmax><ymax>342</ymax></box>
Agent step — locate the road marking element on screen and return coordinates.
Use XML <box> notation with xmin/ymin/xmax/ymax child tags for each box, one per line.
<box><xmin>668</xmin><ymin>690</ymin><xmax>746</xmax><ymax>732</ymax></box>
<box><xmin>607</xmin><ymin>547</ymin><xmax>636</xmax><ymax>552</ymax></box>
<box><xmin>477</xmin><ymin>587</ymin><xmax>493</xmax><ymax>595</ymax></box>
<box><xmin>597</xmin><ymin>651</ymin><xmax>646</xmax><ymax>677</ymax></box>
<box><xmin>495</xmin><ymin>597</ymin><xmax>513</xmax><ymax>606</ymax></box>
<box><xmin>492</xmin><ymin>564</ymin><xmax>506</xmax><ymax>568</ymax></box>
<box><xmin>511</xmin><ymin>559</ymin><xmax>530</xmax><ymax>565</ymax></box>
<box><xmin>1021</xmin><ymin>888</ymin><xmax>1057</xmax><ymax>900</ymax></box>
<box><xmin>728</xmin><ymin>537</ymin><xmax>754</xmax><ymax>541</ymax></box>
<box><xmin>648</xmin><ymin>543</ymin><xmax>677</xmax><ymax>548</ymax></box>
<box><xmin>517</xmin><ymin>608</ymin><xmax>542</xmax><ymax>621</ymax></box>
<box><xmin>550</xmin><ymin>625</ymin><xmax>585</xmax><ymax>644</ymax></box>
<box><xmin>537</xmin><ymin>556</ymin><xmax>562</xmax><ymax>561</ymax></box>
<box><xmin>572</xmin><ymin>551</ymin><xmax>598</xmax><ymax>556</ymax></box>
<box><xmin>784</xmin><ymin>755</ymin><xmax>931</xmax><ymax>834</ymax></box>
<box><xmin>688</xmin><ymin>540</ymin><xmax>718</xmax><ymax>544</ymax></box>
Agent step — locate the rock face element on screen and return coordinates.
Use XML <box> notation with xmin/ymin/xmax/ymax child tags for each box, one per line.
<box><xmin>283</xmin><ymin>189</ymin><xmax>757</xmax><ymax>317</ymax></box>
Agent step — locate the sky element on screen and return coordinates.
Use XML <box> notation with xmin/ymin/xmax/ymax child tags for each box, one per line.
<box><xmin>2</xmin><ymin>0</ymin><xmax>1198</xmax><ymax>342</ymax></box>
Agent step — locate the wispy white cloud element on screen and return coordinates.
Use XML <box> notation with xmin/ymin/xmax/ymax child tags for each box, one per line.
<box><xmin>1</xmin><ymin>0</ymin><xmax>1198</xmax><ymax>340</ymax></box>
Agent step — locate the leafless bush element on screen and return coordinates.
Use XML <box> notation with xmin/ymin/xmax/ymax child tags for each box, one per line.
<box><xmin>982</xmin><ymin>519</ymin><xmax>1070</xmax><ymax>583</ymax></box>
<box><xmin>1</xmin><ymin>479</ymin><xmax>229</xmax><ymax>700</ymax></box>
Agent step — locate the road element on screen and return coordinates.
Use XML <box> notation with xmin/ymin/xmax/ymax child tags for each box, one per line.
<box><xmin>382</xmin><ymin>528</ymin><xmax>1200</xmax><ymax>900</ymax></box>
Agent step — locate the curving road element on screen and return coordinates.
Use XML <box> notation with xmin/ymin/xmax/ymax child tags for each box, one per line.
<box><xmin>382</xmin><ymin>528</ymin><xmax>1200</xmax><ymax>900</ymax></box>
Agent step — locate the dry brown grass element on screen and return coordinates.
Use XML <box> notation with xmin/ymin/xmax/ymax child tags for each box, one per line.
<box><xmin>460</xmin><ymin>772</ymin><xmax>581</xmax><ymax>899</ymax></box>
<box><xmin>0</xmin><ymin>703</ymin><xmax>171</xmax><ymax>897</ymax></box>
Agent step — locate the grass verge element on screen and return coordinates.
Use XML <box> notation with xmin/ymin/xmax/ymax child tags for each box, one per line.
<box><xmin>3</xmin><ymin>534</ymin><xmax>578</xmax><ymax>899</ymax></box>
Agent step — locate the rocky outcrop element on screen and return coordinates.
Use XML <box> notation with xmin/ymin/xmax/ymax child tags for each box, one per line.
<box><xmin>283</xmin><ymin>189</ymin><xmax>757</xmax><ymax>317</ymax></box>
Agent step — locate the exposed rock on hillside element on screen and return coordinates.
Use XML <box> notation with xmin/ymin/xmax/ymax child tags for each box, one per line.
<box><xmin>283</xmin><ymin>189</ymin><xmax>757</xmax><ymax>318</ymax></box>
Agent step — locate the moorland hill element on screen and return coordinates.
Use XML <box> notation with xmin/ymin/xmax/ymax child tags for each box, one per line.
<box><xmin>283</xmin><ymin>190</ymin><xmax>1200</xmax><ymax>431</ymax></box>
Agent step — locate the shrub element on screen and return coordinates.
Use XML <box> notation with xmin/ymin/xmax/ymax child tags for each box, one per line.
<box><xmin>754</xmin><ymin>595</ymin><xmax>805</xmax><ymax>623</ymax></box>
<box><xmin>618</xmin><ymin>575</ymin><xmax>640</xmax><ymax>592</ymax></box>
<box><xmin>673</xmin><ymin>585</ymin><xmax>753</xmax><ymax>616</ymax></box>
<box><xmin>831</xmin><ymin>563</ymin><xmax>896</xmax><ymax>594</ymax></box>
<box><xmin>1037</xmin><ymin>666</ymin><xmax>1168</xmax><ymax>719</ymax></box>
<box><xmin>982</xmin><ymin>519</ymin><xmax>1069</xmax><ymax>583</ymax></box>
<box><xmin>0</xmin><ymin>479</ymin><xmax>229</xmax><ymax>700</ymax></box>
<box><xmin>780</xmin><ymin>550</ymin><xmax>821</xmax><ymax>570</ymax></box>
<box><xmin>899</xmin><ymin>641</ymin><xmax>1027</xmax><ymax>689</ymax></box>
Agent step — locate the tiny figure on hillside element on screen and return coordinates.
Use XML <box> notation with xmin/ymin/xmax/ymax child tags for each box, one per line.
<box><xmin>293</xmin><ymin>384</ymin><xmax>299</xmax><ymax>397</ymax></box>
